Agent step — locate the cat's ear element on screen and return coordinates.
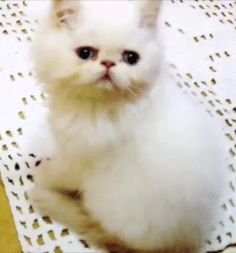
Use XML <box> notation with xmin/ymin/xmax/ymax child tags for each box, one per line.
<box><xmin>139</xmin><ymin>0</ymin><xmax>162</xmax><ymax>29</ymax></box>
<box><xmin>51</xmin><ymin>0</ymin><xmax>80</xmax><ymax>28</ymax></box>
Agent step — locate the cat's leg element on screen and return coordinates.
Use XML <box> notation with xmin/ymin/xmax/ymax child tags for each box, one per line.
<box><xmin>30</xmin><ymin>187</ymin><xmax>83</xmax><ymax>227</ymax></box>
<box><xmin>30</xmin><ymin>187</ymin><xmax>133</xmax><ymax>253</ymax></box>
<box><xmin>30</xmin><ymin>187</ymin><xmax>198</xmax><ymax>253</ymax></box>
<box><xmin>32</xmin><ymin>158</ymin><xmax>80</xmax><ymax>191</ymax></box>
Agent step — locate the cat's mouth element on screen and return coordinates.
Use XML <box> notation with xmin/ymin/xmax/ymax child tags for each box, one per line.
<box><xmin>101</xmin><ymin>73</ymin><xmax>112</xmax><ymax>82</ymax></box>
<box><xmin>98</xmin><ymin>72</ymin><xmax>118</xmax><ymax>89</ymax></box>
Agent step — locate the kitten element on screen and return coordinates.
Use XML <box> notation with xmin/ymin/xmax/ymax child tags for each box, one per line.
<box><xmin>31</xmin><ymin>1</ymin><xmax>226</xmax><ymax>252</ymax></box>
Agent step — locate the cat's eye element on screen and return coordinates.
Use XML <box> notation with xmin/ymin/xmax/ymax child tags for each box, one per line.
<box><xmin>75</xmin><ymin>46</ymin><xmax>98</xmax><ymax>60</ymax></box>
<box><xmin>122</xmin><ymin>50</ymin><xmax>140</xmax><ymax>65</ymax></box>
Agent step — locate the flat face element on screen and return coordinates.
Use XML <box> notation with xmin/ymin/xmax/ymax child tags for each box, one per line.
<box><xmin>33</xmin><ymin>0</ymin><xmax>160</xmax><ymax>103</ymax></box>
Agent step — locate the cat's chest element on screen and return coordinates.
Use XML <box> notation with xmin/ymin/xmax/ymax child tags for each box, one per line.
<box><xmin>50</xmin><ymin>109</ymin><xmax>139</xmax><ymax>157</ymax></box>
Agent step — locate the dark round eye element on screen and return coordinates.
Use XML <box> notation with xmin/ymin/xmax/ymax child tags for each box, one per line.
<box><xmin>122</xmin><ymin>50</ymin><xmax>140</xmax><ymax>65</ymax></box>
<box><xmin>75</xmin><ymin>46</ymin><xmax>98</xmax><ymax>60</ymax></box>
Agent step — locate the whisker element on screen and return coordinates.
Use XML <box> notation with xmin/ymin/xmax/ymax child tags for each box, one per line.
<box><xmin>130</xmin><ymin>85</ymin><xmax>143</xmax><ymax>92</ymax></box>
<box><xmin>120</xmin><ymin>83</ymin><xmax>137</xmax><ymax>97</ymax></box>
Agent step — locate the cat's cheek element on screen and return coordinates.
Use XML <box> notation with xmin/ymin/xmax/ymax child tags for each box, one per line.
<box><xmin>111</xmin><ymin>66</ymin><xmax>131</xmax><ymax>86</ymax></box>
<box><xmin>80</xmin><ymin>65</ymin><xmax>104</xmax><ymax>84</ymax></box>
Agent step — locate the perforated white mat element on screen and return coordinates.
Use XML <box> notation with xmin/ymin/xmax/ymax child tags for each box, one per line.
<box><xmin>0</xmin><ymin>1</ymin><xmax>235</xmax><ymax>253</ymax></box>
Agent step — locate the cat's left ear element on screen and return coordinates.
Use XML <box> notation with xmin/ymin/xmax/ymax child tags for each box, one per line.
<box><xmin>51</xmin><ymin>0</ymin><xmax>80</xmax><ymax>28</ymax></box>
<box><xmin>139</xmin><ymin>0</ymin><xmax>162</xmax><ymax>29</ymax></box>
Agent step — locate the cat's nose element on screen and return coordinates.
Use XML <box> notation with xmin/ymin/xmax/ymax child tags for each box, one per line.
<box><xmin>101</xmin><ymin>60</ymin><xmax>116</xmax><ymax>70</ymax></box>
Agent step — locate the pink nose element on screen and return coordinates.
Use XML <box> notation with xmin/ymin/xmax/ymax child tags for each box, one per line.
<box><xmin>101</xmin><ymin>60</ymin><xmax>116</xmax><ymax>69</ymax></box>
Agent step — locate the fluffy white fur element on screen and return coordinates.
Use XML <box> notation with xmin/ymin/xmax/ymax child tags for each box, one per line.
<box><xmin>31</xmin><ymin>1</ymin><xmax>227</xmax><ymax>252</ymax></box>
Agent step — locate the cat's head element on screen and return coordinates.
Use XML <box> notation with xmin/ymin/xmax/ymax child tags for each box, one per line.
<box><xmin>34</xmin><ymin>0</ymin><xmax>162</xmax><ymax>103</ymax></box>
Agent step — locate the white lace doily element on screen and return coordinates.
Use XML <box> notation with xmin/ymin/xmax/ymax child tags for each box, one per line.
<box><xmin>0</xmin><ymin>1</ymin><xmax>235</xmax><ymax>252</ymax></box>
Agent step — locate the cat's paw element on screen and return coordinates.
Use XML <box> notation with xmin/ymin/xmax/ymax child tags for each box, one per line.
<box><xmin>32</xmin><ymin>160</ymin><xmax>61</xmax><ymax>189</ymax></box>
<box><xmin>32</xmin><ymin>162</ymin><xmax>51</xmax><ymax>187</ymax></box>
<box><xmin>29</xmin><ymin>187</ymin><xmax>57</xmax><ymax>216</ymax></box>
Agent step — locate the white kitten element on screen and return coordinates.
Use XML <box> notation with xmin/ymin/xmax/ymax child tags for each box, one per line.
<box><xmin>31</xmin><ymin>1</ymin><xmax>226</xmax><ymax>252</ymax></box>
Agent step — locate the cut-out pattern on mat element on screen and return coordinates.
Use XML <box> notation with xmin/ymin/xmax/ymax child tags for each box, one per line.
<box><xmin>0</xmin><ymin>1</ymin><xmax>235</xmax><ymax>253</ymax></box>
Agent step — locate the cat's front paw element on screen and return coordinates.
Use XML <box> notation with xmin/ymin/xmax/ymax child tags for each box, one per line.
<box><xmin>29</xmin><ymin>187</ymin><xmax>57</xmax><ymax>216</ymax></box>
<box><xmin>32</xmin><ymin>162</ymin><xmax>52</xmax><ymax>187</ymax></box>
<box><xmin>32</xmin><ymin>159</ymin><xmax>63</xmax><ymax>189</ymax></box>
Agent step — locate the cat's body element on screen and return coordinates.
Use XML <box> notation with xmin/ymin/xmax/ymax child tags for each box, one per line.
<box><xmin>31</xmin><ymin>1</ymin><xmax>226</xmax><ymax>252</ymax></box>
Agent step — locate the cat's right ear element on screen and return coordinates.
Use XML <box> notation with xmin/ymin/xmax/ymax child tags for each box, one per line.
<box><xmin>51</xmin><ymin>0</ymin><xmax>80</xmax><ymax>28</ymax></box>
<box><xmin>138</xmin><ymin>0</ymin><xmax>162</xmax><ymax>29</ymax></box>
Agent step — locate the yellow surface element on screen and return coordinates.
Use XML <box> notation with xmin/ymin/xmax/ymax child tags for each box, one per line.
<box><xmin>0</xmin><ymin>179</ymin><xmax>22</xmax><ymax>253</ymax></box>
